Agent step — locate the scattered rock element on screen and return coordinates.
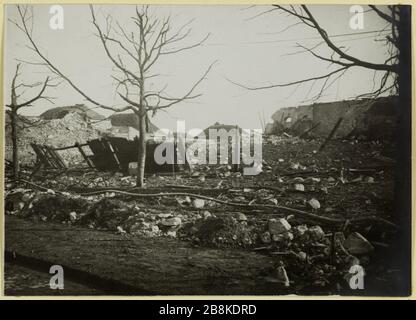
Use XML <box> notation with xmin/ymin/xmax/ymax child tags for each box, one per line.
<box><xmin>268</xmin><ymin>198</ymin><xmax>278</xmax><ymax>205</ymax></box>
<box><xmin>202</xmin><ymin>211</ymin><xmax>212</xmax><ymax>219</ymax></box>
<box><xmin>166</xmin><ymin>230</ymin><xmax>177</xmax><ymax>237</ymax></box>
<box><xmin>161</xmin><ymin>217</ymin><xmax>182</xmax><ymax>227</ymax></box>
<box><xmin>69</xmin><ymin>211</ymin><xmax>77</xmax><ymax>222</ymax></box>
<box><xmin>294</xmin><ymin>183</ymin><xmax>305</xmax><ymax>192</ymax></box>
<box><xmin>343</xmin><ymin>232</ymin><xmax>374</xmax><ymax>255</ymax></box>
<box><xmin>272</xmin><ymin>232</ymin><xmax>293</xmax><ymax>242</ymax></box>
<box><xmin>295</xmin><ymin>225</ymin><xmax>308</xmax><ymax>236</ymax></box>
<box><xmin>268</xmin><ymin>218</ymin><xmax>291</xmax><ymax>235</ymax></box>
<box><xmin>157</xmin><ymin>213</ymin><xmax>172</xmax><ymax>218</ymax></box>
<box><xmin>235</xmin><ymin>212</ymin><xmax>247</xmax><ymax>222</ymax></box>
<box><xmin>308</xmin><ymin>198</ymin><xmax>321</xmax><ymax>210</ymax></box>
<box><xmin>297</xmin><ymin>251</ymin><xmax>307</xmax><ymax>261</ymax></box>
<box><xmin>275</xmin><ymin>264</ymin><xmax>290</xmax><ymax>287</ymax></box>
<box><xmin>116</xmin><ymin>226</ymin><xmax>126</xmax><ymax>234</ymax></box>
<box><xmin>188</xmin><ymin>216</ymin><xmax>255</xmax><ymax>248</ymax></box>
<box><xmin>307</xmin><ymin>225</ymin><xmax>325</xmax><ymax>241</ymax></box>
<box><xmin>192</xmin><ymin>199</ymin><xmax>205</xmax><ymax>209</ymax></box>
<box><xmin>290</xmin><ymin>163</ymin><xmax>300</xmax><ymax>170</ymax></box>
<box><xmin>177</xmin><ymin>196</ymin><xmax>192</xmax><ymax>205</ymax></box>
<box><xmin>260</xmin><ymin>231</ymin><xmax>271</xmax><ymax>244</ymax></box>
<box><xmin>365</xmin><ymin>176</ymin><xmax>375</xmax><ymax>183</ymax></box>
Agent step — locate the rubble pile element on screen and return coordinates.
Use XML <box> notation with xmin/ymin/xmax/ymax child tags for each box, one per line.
<box><xmin>5</xmin><ymin>133</ymin><xmax>399</xmax><ymax>293</ymax></box>
<box><xmin>5</xmin><ymin>186</ymin><xmax>383</xmax><ymax>292</ymax></box>
<box><xmin>5</xmin><ymin>112</ymin><xmax>101</xmax><ymax>166</ymax></box>
<box><xmin>179</xmin><ymin>214</ymin><xmax>258</xmax><ymax>247</ymax></box>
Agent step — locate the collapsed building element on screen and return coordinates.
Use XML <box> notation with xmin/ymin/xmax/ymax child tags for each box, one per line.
<box><xmin>39</xmin><ymin>104</ymin><xmax>106</xmax><ymax>121</ymax></box>
<box><xmin>265</xmin><ymin>96</ymin><xmax>398</xmax><ymax>140</ymax></box>
<box><xmin>5</xmin><ymin>110</ymin><xmax>101</xmax><ymax>166</ymax></box>
<box><xmin>107</xmin><ymin>112</ymin><xmax>159</xmax><ymax>140</ymax></box>
<box><xmin>5</xmin><ymin>105</ymin><xmax>183</xmax><ymax>174</ymax></box>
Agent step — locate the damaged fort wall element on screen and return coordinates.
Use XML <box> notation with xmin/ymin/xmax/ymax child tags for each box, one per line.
<box><xmin>266</xmin><ymin>96</ymin><xmax>398</xmax><ymax>139</ymax></box>
<box><xmin>312</xmin><ymin>100</ymin><xmax>356</xmax><ymax>137</ymax></box>
<box><xmin>5</xmin><ymin>112</ymin><xmax>101</xmax><ymax>166</ymax></box>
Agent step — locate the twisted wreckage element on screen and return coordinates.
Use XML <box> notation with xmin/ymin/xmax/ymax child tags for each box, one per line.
<box><xmin>30</xmin><ymin>137</ymin><xmax>184</xmax><ymax>175</ymax></box>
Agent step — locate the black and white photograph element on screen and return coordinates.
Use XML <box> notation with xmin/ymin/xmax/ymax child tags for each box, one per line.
<box><xmin>2</xmin><ymin>3</ymin><xmax>412</xmax><ymax>297</ymax></box>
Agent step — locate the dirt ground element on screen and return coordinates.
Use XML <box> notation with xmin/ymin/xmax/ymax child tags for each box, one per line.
<box><xmin>4</xmin><ymin>136</ymin><xmax>406</xmax><ymax>296</ymax></box>
<box><xmin>4</xmin><ymin>263</ymin><xmax>104</xmax><ymax>296</ymax></box>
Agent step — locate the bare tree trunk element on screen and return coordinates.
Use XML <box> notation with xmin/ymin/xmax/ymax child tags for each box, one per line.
<box><xmin>136</xmin><ymin>110</ymin><xmax>147</xmax><ymax>187</ymax></box>
<box><xmin>12</xmin><ymin>6</ymin><xmax>213</xmax><ymax>189</ymax></box>
<box><xmin>10</xmin><ymin>109</ymin><xmax>19</xmax><ymax>179</ymax></box>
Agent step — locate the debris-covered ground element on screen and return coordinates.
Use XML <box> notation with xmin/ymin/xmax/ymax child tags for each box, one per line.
<box><xmin>5</xmin><ymin>135</ymin><xmax>402</xmax><ymax>295</ymax></box>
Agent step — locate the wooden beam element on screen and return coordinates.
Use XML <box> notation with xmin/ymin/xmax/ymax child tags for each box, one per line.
<box><xmin>319</xmin><ymin>118</ymin><xmax>343</xmax><ymax>152</ymax></box>
<box><xmin>75</xmin><ymin>142</ymin><xmax>94</xmax><ymax>168</ymax></box>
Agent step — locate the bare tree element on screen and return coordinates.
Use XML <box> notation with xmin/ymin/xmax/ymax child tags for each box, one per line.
<box><xmin>6</xmin><ymin>63</ymin><xmax>55</xmax><ymax>179</ymax></box>
<box><xmin>12</xmin><ymin>4</ymin><xmax>214</xmax><ymax>187</ymax></box>
<box><xmin>230</xmin><ymin>5</ymin><xmax>400</xmax><ymax>101</ymax></box>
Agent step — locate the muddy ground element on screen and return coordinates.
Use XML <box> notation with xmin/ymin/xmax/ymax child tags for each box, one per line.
<box><xmin>4</xmin><ymin>135</ymin><xmax>407</xmax><ymax>296</ymax></box>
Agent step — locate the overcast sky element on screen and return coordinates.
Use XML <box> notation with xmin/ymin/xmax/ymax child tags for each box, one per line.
<box><xmin>4</xmin><ymin>4</ymin><xmax>392</xmax><ymax>130</ymax></box>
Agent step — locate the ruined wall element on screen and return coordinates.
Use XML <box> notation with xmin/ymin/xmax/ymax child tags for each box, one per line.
<box><xmin>271</xmin><ymin>106</ymin><xmax>302</xmax><ymax>124</ymax></box>
<box><xmin>312</xmin><ymin>101</ymin><xmax>355</xmax><ymax>137</ymax></box>
<box><xmin>266</xmin><ymin>96</ymin><xmax>397</xmax><ymax>139</ymax></box>
<box><xmin>5</xmin><ymin>112</ymin><xmax>101</xmax><ymax>166</ymax></box>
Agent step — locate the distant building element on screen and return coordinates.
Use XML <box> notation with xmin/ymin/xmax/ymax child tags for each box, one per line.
<box><xmin>39</xmin><ymin>104</ymin><xmax>105</xmax><ymax>121</ymax></box>
<box><xmin>108</xmin><ymin>112</ymin><xmax>159</xmax><ymax>140</ymax></box>
<box><xmin>203</xmin><ymin>122</ymin><xmax>242</xmax><ymax>139</ymax></box>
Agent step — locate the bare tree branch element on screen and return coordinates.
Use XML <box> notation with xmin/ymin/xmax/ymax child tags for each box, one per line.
<box><xmin>149</xmin><ymin>61</ymin><xmax>216</xmax><ymax>110</ymax></box>
<box><xmin>229</xmin><ymin>4</ymin><xmax>399</xmax><ymax>100</ymax></box>
<box><xmin>226</xmin><ymin>66</ymin><xmax>348</xmax><ymax>91</ymax></box>
<box><xmin>12</xmin><ymin>4</ymin><xmax>215</xmax><ymax>187</ymax></box>
<box><xmin>296</xmin><ymin>5</ymin><xmax>398</xmax><ymax>73</ymax></box>
<box><xmin>13</xmin><ymin>5</ymin><xmax>129</xmax><ymax>113</ymax></box>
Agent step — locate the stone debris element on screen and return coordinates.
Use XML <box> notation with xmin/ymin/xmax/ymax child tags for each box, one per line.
<box><xmin>308</xmin><ymin>198</ymin><xmax>321</xmax><ymax>210</ymax></box>
<box><xmin>4</xmin><ymin>131</ymin><xmax>399</xmax><ymax>294</ymax></box>
<box><xmin>177</xmin><ymin>196</ymin><xmax>192</xmax><ymax>206</ymax></box>
<box><xmin>268</xmin><ymin>218</ymin><xmax>291</xmax><ymax>235</ymax></box>
<box><xmin>234</xmin><ymin>212</ymin><xmax>247</xmax><ymax>222</ymax></box>
<box><xmin>161</xmin><ymin>217</ymin><xmax>182</xmax><ymax>227</ymax></box>
<box><xmin>295</xmin><ymin>225</ymin><xmax>308</xmax><ymax>236</ymax></box>
<box><xmin>5</xmin><ymin>112</ymin><xmax>100</xmax><ymax>166</ymax></box>
<box><xmin>69</xmin><ymin>211</ymin><xmax>77</xmax><ymax>222</ymax></box>
<box><xmin>268</xmin><ymin>218</ymin><xmax>293</xmax><ymax>243</ymax></box>
<box><xmin>365</xmin><ymin>176</ymin><xmax>375</xmax><ymax>183</ymax></box>
<box><xmin>260</xmin><ymin>231</ymin><xmax>272</xmax><ymax>244</ymax></box>
<box><xmin>192</xmin><ymin>199</ymin><xmax>205</xmax><ymax>209</ymax></box>
<box><xmin>343</xmin><ymin>232</ymin><xmax>374</xmax><ymax>255</ymax></box>
<box><xmin>307</xmin><ymin>226</ymin><xmax>325</xmax><ymax>241</ymax></box>
<box><xmin>275</xmin><ymin>263</ymin><xmax>290</xmax><ymax>287</ymax></box>
<box><xmin>294</xmin><ymin>183</ymin><xmax>305</xmax><ymax>192</ymax></box>
<box><xmin>202</xmin><ymin>211</ymin><xmax>212</xmax><ymax>219</ymax></box>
